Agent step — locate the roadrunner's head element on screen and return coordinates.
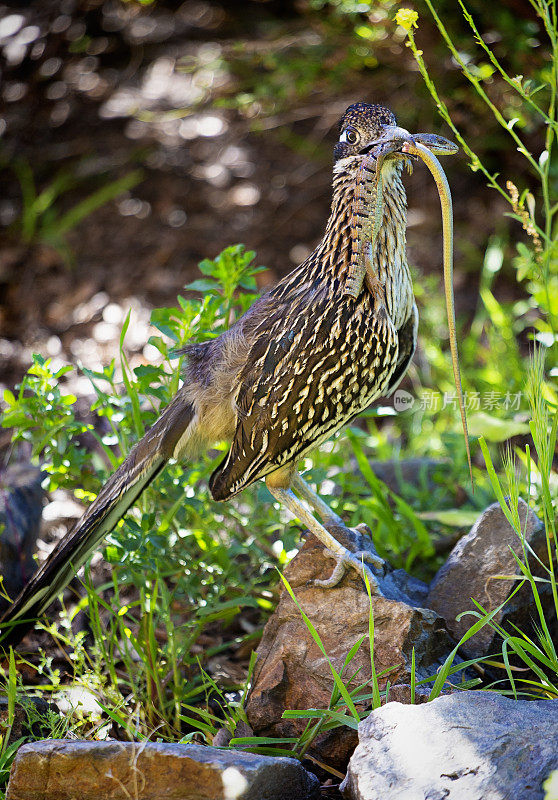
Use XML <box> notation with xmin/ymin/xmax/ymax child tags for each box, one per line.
<box><xmin>333</xmin><ymin>102</ymin><xmax>458</xmax><ymax>180</ymax></box>
<box><xmin>335</xmin><ymin>103</ymin><xmax>394</xmax><ymax>157</ymax></box>
<box><xmin>334</xmin><ymin>102</ymin><xmax>413</xmax><ymax>165</ymax></box>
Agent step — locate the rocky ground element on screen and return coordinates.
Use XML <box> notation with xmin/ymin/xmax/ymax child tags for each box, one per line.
<box><xmin>4</xmin><ymin>495</ymin><xmax>557</xmax><ymax>798</ymax></box>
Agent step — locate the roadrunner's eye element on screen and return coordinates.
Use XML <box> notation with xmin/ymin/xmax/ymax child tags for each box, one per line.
<box><xmin>340</xmin><ymin>128</ymin><xmax>359</xmax><ymax>145</ymax></box>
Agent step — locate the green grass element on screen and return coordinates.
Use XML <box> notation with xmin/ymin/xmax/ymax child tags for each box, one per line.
<box><xmin>0</xmin><ymin>247</ymin><xmax>283</xmax><ymax>755</ymax></box>
<box><xmin>391</xmin><ymin>0</ymin><xmax>558</xmax><ymax>700</ymax></box>
<box><xmin>8</xmin><ymin>157</ymin><xmax>143</xmax><ymax>265</ymax></box>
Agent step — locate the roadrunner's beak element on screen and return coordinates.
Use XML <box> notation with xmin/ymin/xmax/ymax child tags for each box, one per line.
<box><xmin>361</xmin><ymin>125</ymin><xmax>417</xmax><ymax>159</ymax></box>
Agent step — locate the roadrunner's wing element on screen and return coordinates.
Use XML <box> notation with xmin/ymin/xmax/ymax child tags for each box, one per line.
<box><xmin>210</xmin><ymin>288</ymin><xmax>398</xmax><ymax>500</ymax></box>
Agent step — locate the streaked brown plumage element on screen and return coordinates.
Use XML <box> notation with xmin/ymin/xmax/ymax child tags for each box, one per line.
<box><xmin>1</xmin><ymin>103</ymin><xmax>429</xmax><ymax>646</ymax></box>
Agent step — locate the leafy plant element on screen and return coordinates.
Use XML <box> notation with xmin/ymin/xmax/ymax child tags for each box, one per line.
<box><xmin>394</xmin><ymin>0</ymin><xmax>557</xmax><ymax>698</ymax></box>
<box><xmin>0</xmin><ymin>650</ymin><xmax>25</xmax><ymax>794</ymax></box>
<box><xmin>473</xmin><ymin>350</ymin><xmax>558</xmax><ymax>698</ymax></box>
<box><xmin>396</xmin><ymin>0</ymin><xmax>557</xmax><ymax>350</ymax></box>
<box><xmin>1</xmin><ymin>245</ymin><xmax>280</xmax><ymax>741</ymax></box>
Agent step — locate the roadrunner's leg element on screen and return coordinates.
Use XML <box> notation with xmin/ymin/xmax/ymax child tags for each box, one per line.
<box><xmin>290</xmin><ymin>471</ymin><xmax>346</xmax><ymax>529</ymax></box>
<box><xmin>291</xmin><ymin>471</ymin><xmax>385</xmax><ymax>580</ymax></box>
<box><xmin>291</xmin><ymin>469</ymin><xmax>384</xmax><ymax>556</ymax></box>
<box><xmin>266</xmin><ymin>467</ymin><xmax>383</xmax><ymax>590</ymax></box>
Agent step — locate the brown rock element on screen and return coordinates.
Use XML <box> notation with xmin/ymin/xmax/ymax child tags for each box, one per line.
<box><xmin>6</xmin><ymin>739</ymin><xmax>320</xmax><ymax>800</ymax></box>
<box><xmin>212</xmin><ymin>720</ymin><xmax>253</xmax><ymax>748</ymax></box>
<box><xmin>246</xmin><ymin>534</ymin><xmax>454</xmax><ymax>771</ymax></box>
<box><xmin>427</xmin><ymin>499</ymin><xmax>551</xmax><ymax>659</ymax></box>
<box><xmin>380</xmin><ymin>684</ymin><xmax>431</xmax><ymax>705</ymax></box>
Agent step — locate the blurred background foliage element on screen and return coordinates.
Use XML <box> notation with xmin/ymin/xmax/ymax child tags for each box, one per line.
<box><xmin>0</xmin><ymin>0</ymin><xmax>555</xmax><ymax>354</ymax></box>
<box><xmin>0</xmin><ymin>0</ymin><xmax>556</xmax><ymax>757</ymax></box>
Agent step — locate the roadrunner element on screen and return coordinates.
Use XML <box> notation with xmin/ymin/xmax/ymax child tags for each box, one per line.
<box><xmin>1</xmin><ymin>103</ymin><xmax>463</xmax><ymax>647</ymax></box>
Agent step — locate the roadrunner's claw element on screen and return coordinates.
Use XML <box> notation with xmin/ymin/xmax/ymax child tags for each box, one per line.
<box><xmin>353</xmin><ymin>543</ymin><xmax>385</xmax><ymax>572</ymax></box>
<box><xmin>322</xmin><ymin>522</ymin><xmax>386</xmax><ymax>571</ymax></box>
<box><xmin>315</xmin><ymin>548</ymin><xmax>382</xmax><ymax>591</ymax></box>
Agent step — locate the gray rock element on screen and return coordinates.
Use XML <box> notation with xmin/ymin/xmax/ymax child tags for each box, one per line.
<box><xmin>0</xmin><ymin>697</ymin><xmax>58</xmax><ymax>748</ymax></box>
<box><xmin>341</xmin><ymin>691</ymin><xmax>558</xmax><ymax>800</ymax></box>
<box><xmin>427</xmin><ymin>499</ymin><xmax>552</xmax><ymax>659</ymax></box>
<box><xmin>6</xmin><ymin>739</ymin><xmax>320</xmax><ymax>800</ymax></box>
<box><xmin>0</xmin><ymin>464</ymin><xmax>44</xmax><ymax>613</ymax></box>
<box><xmin>381</xmin><ymin>568</ymin><xmax>429</xmax><ymax>606</ymax></box>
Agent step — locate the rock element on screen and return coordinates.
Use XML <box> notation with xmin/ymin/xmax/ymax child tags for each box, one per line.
<box><xmin>212</xmin><ymin>720</ymin><xmax>253</xmax><ymax>748</ymax></box>
<box><xmin>0</xmin><ymin>464</ymin><xmax>44</xmax><ymax>614</ymax></box>
<box><xmin>341</xmin><ymin>691</ymin><xmax>558</xmax><ymax>800</ymax></box>
<box><xmin>380</xmin><ymin>684</ymin><xmax>431</xmax><ymax>705</ymax></box>
<box><xmin>381</xmin><ymin>568</ymin><xmax>429</xmax><ymax>607</ymax></box>
<box><xmin>427</xmin><ymin>499</ymin><xmax>552</xmax><ymax>659</ymax></box>
<box><xmin>0</xmin><ymin>697</ymin><xmax>58</xmax><ymax>748</ymax></box>
<box><xmin>245</xmin><ymin>531</ymin><xmax>457</xmax><ymax>771</ymax></box>
<box><xmin>6</xmin><ymin>739</ymin><xmax>320</xmax><ymax>800</ymax></box>
<box><xmin>370</xmin><ymin>458</ymin><xmax>446</xmax><ymax>494</ymax></box>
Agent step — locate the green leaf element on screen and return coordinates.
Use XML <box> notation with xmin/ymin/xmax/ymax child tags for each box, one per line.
<box><xmin>468</xmin><ymin>413</ymin><xmax>530</xmax><ymax>442</ymax></box>
<box><xmin>418</xmin><ymin>509</ymin><xmax>480</xmax><ymax>527</ymax></box>
<box><xmin>53</xmin><ymin>170</ymin><xmax>143</xmax><ymax>236</ymax></box>
<box><xmin>186</xmin><ymin>279</ymin><xmax>219</xmax><ymax>293</ymax></box>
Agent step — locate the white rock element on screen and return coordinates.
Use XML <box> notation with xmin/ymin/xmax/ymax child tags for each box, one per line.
<box><xmin>341</xmin><ymin>691</ymin><xmax>558</xmax><ymax>800</ymax></box>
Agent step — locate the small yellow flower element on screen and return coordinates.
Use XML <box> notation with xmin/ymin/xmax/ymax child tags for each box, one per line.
<box><xmin>395</xmin><ymin>8</ymin><xmax>419</xmax><ymax>33</ymax></box>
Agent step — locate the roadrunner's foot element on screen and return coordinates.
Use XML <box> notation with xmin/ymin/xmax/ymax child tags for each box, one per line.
<box><xmin>315</xmin><ymin>547</ymin><xmax>382</xmax><ymax>590</ymax></box>
<box><xmin>324</xmin><ymin>521</ymin><xmax>385</xmax><ymax>567</ymax></box>
<box><xmin>266</xmin><ymin>468</ymin><xmax>385</xmax><ymax>592</ymax></box>
<box><xmin>291</xmin><ymin>472</ymin><xmax>386</xmax><ymax>585</ymax></box>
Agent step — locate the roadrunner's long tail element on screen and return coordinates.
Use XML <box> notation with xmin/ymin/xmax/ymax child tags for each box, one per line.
<box><xmin>0</xmin><ymin>396</ymin><xmax>195</xmax><ymax>647</ymax></box>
